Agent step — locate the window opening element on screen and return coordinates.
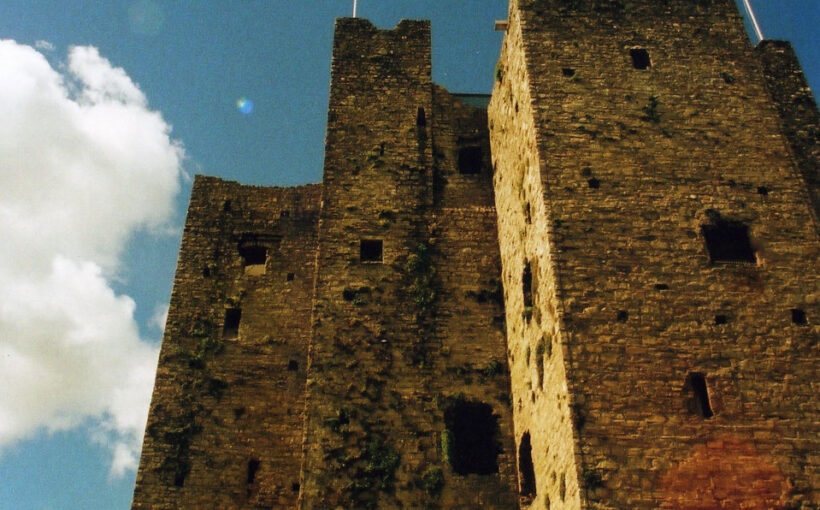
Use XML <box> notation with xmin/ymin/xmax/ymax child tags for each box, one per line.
<box><xmin>518</xmin><ymin>432</ymin><xmax>536</xmax><ymax>498</ymax></box>
<box><xmin>686</xmin><ymin>372</ymin><xmax>714</xmax><ymax>418</ymax></box>
<box><xmin>522</xmin><ymin>261</ymin><xmax>533</xmax><ymax>308</ymax></box>
<box><xmin>291</xmin><ymin>482</ymin><xmax>300</xmax><ymax>492</ymax></box>
<box><xmin>757</xmin><ymin>186</ymin><xmax>769</xmax><ymax>196</ymax></box>
<box><xmin>287</xmin><ymin>272</ymin><xmax>295</xmax><ymax>281</ymax></box>
<box><xmin>360</xmin><ymin>239</ymin><xmax>383</xmax><ymax>263</ymax></box>
<box><xmin>239</xmin><ymin>244</ymin><xmax>267</xmax><ymax>275</ymax></box>
<box><xmin>791</xmin><ymin>308</ymin><xmax>808</xmax><ymax>325</ymax></box>
<box><xmin>223</xmin><ymin>308</ymin><xmax>241</xmax><ymax>339</ymax></box>
<box><xmin>247</xmin><ymin>459</ymin><xmax>260</xmax><ymax>485</ymax></box>
<box><xmin>560</xmin><ymin>473</ymin><xmax>566</xmax><ymax>501</ymax></box>
<box><xmin>524</xmin><ymin>202</ymin><xmax>532</xmax><ymax>224</ymax></box>
<box><xmin>714</xmin><ymin>314</ymin><xmax>728</xmax><ymax>325</ymax></box>
<box><xmin>654</xmin><ymin>283</ymin><xmax>669</xmax><ymax>291</ymax></box>
<box><xmin>562</xmin><ymin>68</ymin><xmax>575</xmax><ymax>77</ymax></box>
<box><xmin>458</xmin><ymin>146</ymin><xmax>483</xmax><ymax>174</ymax></box>
<box><xmin>443</xmin><ymin>399</ymin><xmax>500</xmax><ymax>475</ymax></box>
<box><xmin>587</xmin><ymin>178</ymin><xmax>600</xmax><ymax>189</ymax></box>
<box><xmin>417</xmin><ymin>107</ymin><xmax>426</xmax><ymax>127</ymax></box>
<box><xmin>617</xmin><ymin>310</ymin><xmax>629</xmax><ymax>322</ymax></box>
<box><xmin>702</xmin><ymin>215</ymin><xmax>755</xmax><ymax>264</ymax></box>
<box><xmin>203</xmin><ymin>266</ymin><xmax>211</xmax><ymax>277</ymax></box>
<box><xmin>280</xmin><ymin>210</ymin><xmax>290</xmax><ymax>218</ymax></box>
<box><xmin>288</xmin><ymin>360</ymin><xmax>298</xmax><ymax>371</ymax></box>
<box><xmin>630</xmin><ymin>48</ymin><xmax>651</xmax><ymax>69</ymax></box>
<box><xmin>173</xmin><ymin>470</ymin><xmax>187</xmax><ymax>487</ymax></box>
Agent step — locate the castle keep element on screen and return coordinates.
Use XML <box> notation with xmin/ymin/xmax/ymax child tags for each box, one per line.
<box><xmin>132</xmin><ymin>0</ymin><xmax>819</xmax><ymax>508</ymax></box>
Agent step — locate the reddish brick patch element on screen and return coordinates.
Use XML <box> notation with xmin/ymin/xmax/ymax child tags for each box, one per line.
<box><xmin>660</xmin><ymin>435</ymin><xmax>790</xmax><ymax>509</ymax></box>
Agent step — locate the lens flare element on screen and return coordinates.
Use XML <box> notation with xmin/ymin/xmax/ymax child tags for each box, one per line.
<box><xmin>236</xmin><ymin>97</ymin><xmax>254</xmax><ymax>115</ymax></box>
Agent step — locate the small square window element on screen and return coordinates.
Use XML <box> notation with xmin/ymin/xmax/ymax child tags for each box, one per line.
<box><xmin>630</xmin><ymin>48</ymin><xmax>651</xmax><ymax>70</ymax></box>
<box><xmin>458</xmin><ymin>146</ymin><xmax>483</xmax><ymax>174</ymax></box>
<box><xmin>360</xmin><ymin>239</ymin><xmax>383</xmax><ymax>263</ymax></box>
<box><xmin>791</xmin><ymin>308</ymin><xmax>808</xmax><ymax>326</ymax></box>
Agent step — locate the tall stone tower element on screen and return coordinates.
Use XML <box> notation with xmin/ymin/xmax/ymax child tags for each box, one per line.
<box><xmin>489</xmin><ymin>0</ymin><xmax>818</xmax><ymax>508</ymax></box>
<box><xmin>132</xmin><ymin>1</ymin><xmax>819</xmax><ymax>509</ymax></box>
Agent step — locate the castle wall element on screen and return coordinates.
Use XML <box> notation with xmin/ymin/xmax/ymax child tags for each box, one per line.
<box><xmin>490</xmin><ymin>0</ymin><xmax>819</xmax><ymax>508</ymax></box>
<box><xmin>298</xmin><ymin>18</ymin><xmax>519</xmax><ymax>509</ymax></box>
<box><xmin>132</xmin><ymin>177</ymin><xmax>321</xmax><ymax>509</ymax></box>
<box><xmin>489</xmin><ymin>6</ymin><xmax>584</xmax><ymax>509</ymax></box>
<box><xmin>757</xmin><ymin>40</ymin><xmax>820</xmax><ymax>226</ymax></box>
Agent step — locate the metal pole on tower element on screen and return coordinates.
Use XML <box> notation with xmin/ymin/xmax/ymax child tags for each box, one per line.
<box><xmin>742</xmin><ymin>0</ymin><xmax>765</xmax><ymax>43</ymax></box>
<box><xmin>353</xmin><ymin>0</ymin><xmax>358</xmax><ymax>18</ymax></box>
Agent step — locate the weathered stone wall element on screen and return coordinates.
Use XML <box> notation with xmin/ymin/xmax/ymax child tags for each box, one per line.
<box><xmin>132</xmin><ymin>176</ymin><xmax>321</xmax><ymax>509</ymax></box>
<box><xmin>298</xmin><ymin>18</ymin><xmax>519</xmax><ymax>509</ymax></box>
<box><xmin>491</xmin><ymin>0</ymin><xmax>820</xmax><ymax>508</ymax></box>
<box><xmin>757</xmin><ymin>39</ymin><xmax>820</xmax><ymax>226</ymax></box>
<box><xmin>489</xmin><ymin>5</ymin><xmax>584</xmax><ymax>509</ymax></box>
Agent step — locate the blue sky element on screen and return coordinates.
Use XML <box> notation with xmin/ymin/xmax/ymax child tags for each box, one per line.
<box><xmin>0</xmin><ymin>1</ymin><xmax>816</xmax><ymax>509</ymax></box>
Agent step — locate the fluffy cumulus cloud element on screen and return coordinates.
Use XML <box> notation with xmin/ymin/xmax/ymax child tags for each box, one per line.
<box><xmin>0</xmin><ymin>40</ymin><xmax>183</xmax><ymax>475</ymax></box>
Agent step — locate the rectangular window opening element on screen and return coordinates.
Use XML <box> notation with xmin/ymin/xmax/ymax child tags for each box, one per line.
<box><xmin>239</xmin><ymin>244</ymin><xmax>267</xmax><ymax>275</ymax></box>
<box><xmin>360</xmin><ymin>239</ymin><xmax>383</xmax><ymax>263</ymax></box>
<box><xmin>223</xmin><ymin>308</ymin><xmax>241</xmax><ymax>339</ymax></box>
<box><xmin>458</xmin><ymin>146</ymin><xmax>483</xmax><ymax>174</ymax></box>
<box><xmin>791</xmin><ymin>308</ymin><xmax>808</xmax><ymax>325</ymax></box>
<box><xmin>630</xmin><ymin>48</ymin><xmax>651</xmax><ymax>69</ymax></box>
<box><xmin>702</xmin><ymin>220</ymin><xmax>755</xmax><ymax>264</ymax></box>
<box><xmin>443</xmin><ymin>399</ymin><xmax>500</xmax><ymax>475</ymax></box>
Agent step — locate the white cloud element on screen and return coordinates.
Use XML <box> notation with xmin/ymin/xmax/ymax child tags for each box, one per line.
<box><xmin>34</xmin><ymin>40</ymin><xmax>55</xmax><ymax>52</ymax></box>
<box><xmin>0</xmin><ymin>40</ymin><xmax>183</xmax><ymax>475</ymax></box>
<box><xmin>150</xmin><ymin>303</ymin><xmax>169</xmax><ymax>334</ymax></box>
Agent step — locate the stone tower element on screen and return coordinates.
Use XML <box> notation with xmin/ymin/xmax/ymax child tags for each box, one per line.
<box><xmin>132</xmin><ymin>1</ymin><xmax>819</xmax><ymax>509</ymax></box>
<box><xmin>489</xmin><ymin>0</ymin><xmax>818</xmax><ymax>508</ymax></box>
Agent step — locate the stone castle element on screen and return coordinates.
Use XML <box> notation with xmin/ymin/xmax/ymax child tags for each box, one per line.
<box><xmin>132</xmin><ymin>0</ymin><xmax>819</xmax><ymax>508</ymax></box>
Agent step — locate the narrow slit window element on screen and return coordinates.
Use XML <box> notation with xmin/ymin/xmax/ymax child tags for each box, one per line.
<box><xmin>443</xmin><ymin>400</ymin><xmax>500</xmax><ymax>475</ymax></box>
<box><xmin>686</xmin><ymin>372</ymin><xmax>714</xmax><ymax>419</ymax></box>
<box><xmin>287</xmin><ymin>360</ymin><xmax>299</xmax><ymax>371</ymax></box>
<box><xmin>223</xmin><ymin>308</ymin><xmax>241</xmax><ymax>339</ymax></box>
<box><xmin>518</xmin><ymin>432</ymin><xmax>536</xmax><ymax>498</ymax></box>
<box><xmin>416</xmin><ymin>107</ymin><xmax>426</xmax><ymax>127</ymax></box>
<box><xmin>360</xmin><ymin>239</ymin><xmax>383</xmax><ymax>263</ymax></box>
<box><xmin>247</xmin><ymin>459</ymin><xmax>260</xmax><ymax>485</ymax></box>
<box><xmin>458</xmin><ymin>146</ymin><xmax>483</xmax><ymax>174</ymax></box>
<box><xmin>630</xmin><ymin>48</ymin><xmax>651</xmax><ymax>69</ymax></box>
<box><xmin>702</xmin><ymin>220</ymin><xmax>755</xmax><ymax>264</ymax></box>
<box><xmin>522</xmin><ymin>261</ymin><xmax>533</xmax><ymax>308</ymax></box>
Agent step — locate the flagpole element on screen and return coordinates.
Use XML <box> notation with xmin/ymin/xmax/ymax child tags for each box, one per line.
<box><xmin>742</xmin><ymin>0</ymin><xmax>764</xmax><ymax>42</ymax></box>
<box><xmin>353</xmin><ymin>0</ymin><xmax>358</xmax><ymax>18</ymax></box>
